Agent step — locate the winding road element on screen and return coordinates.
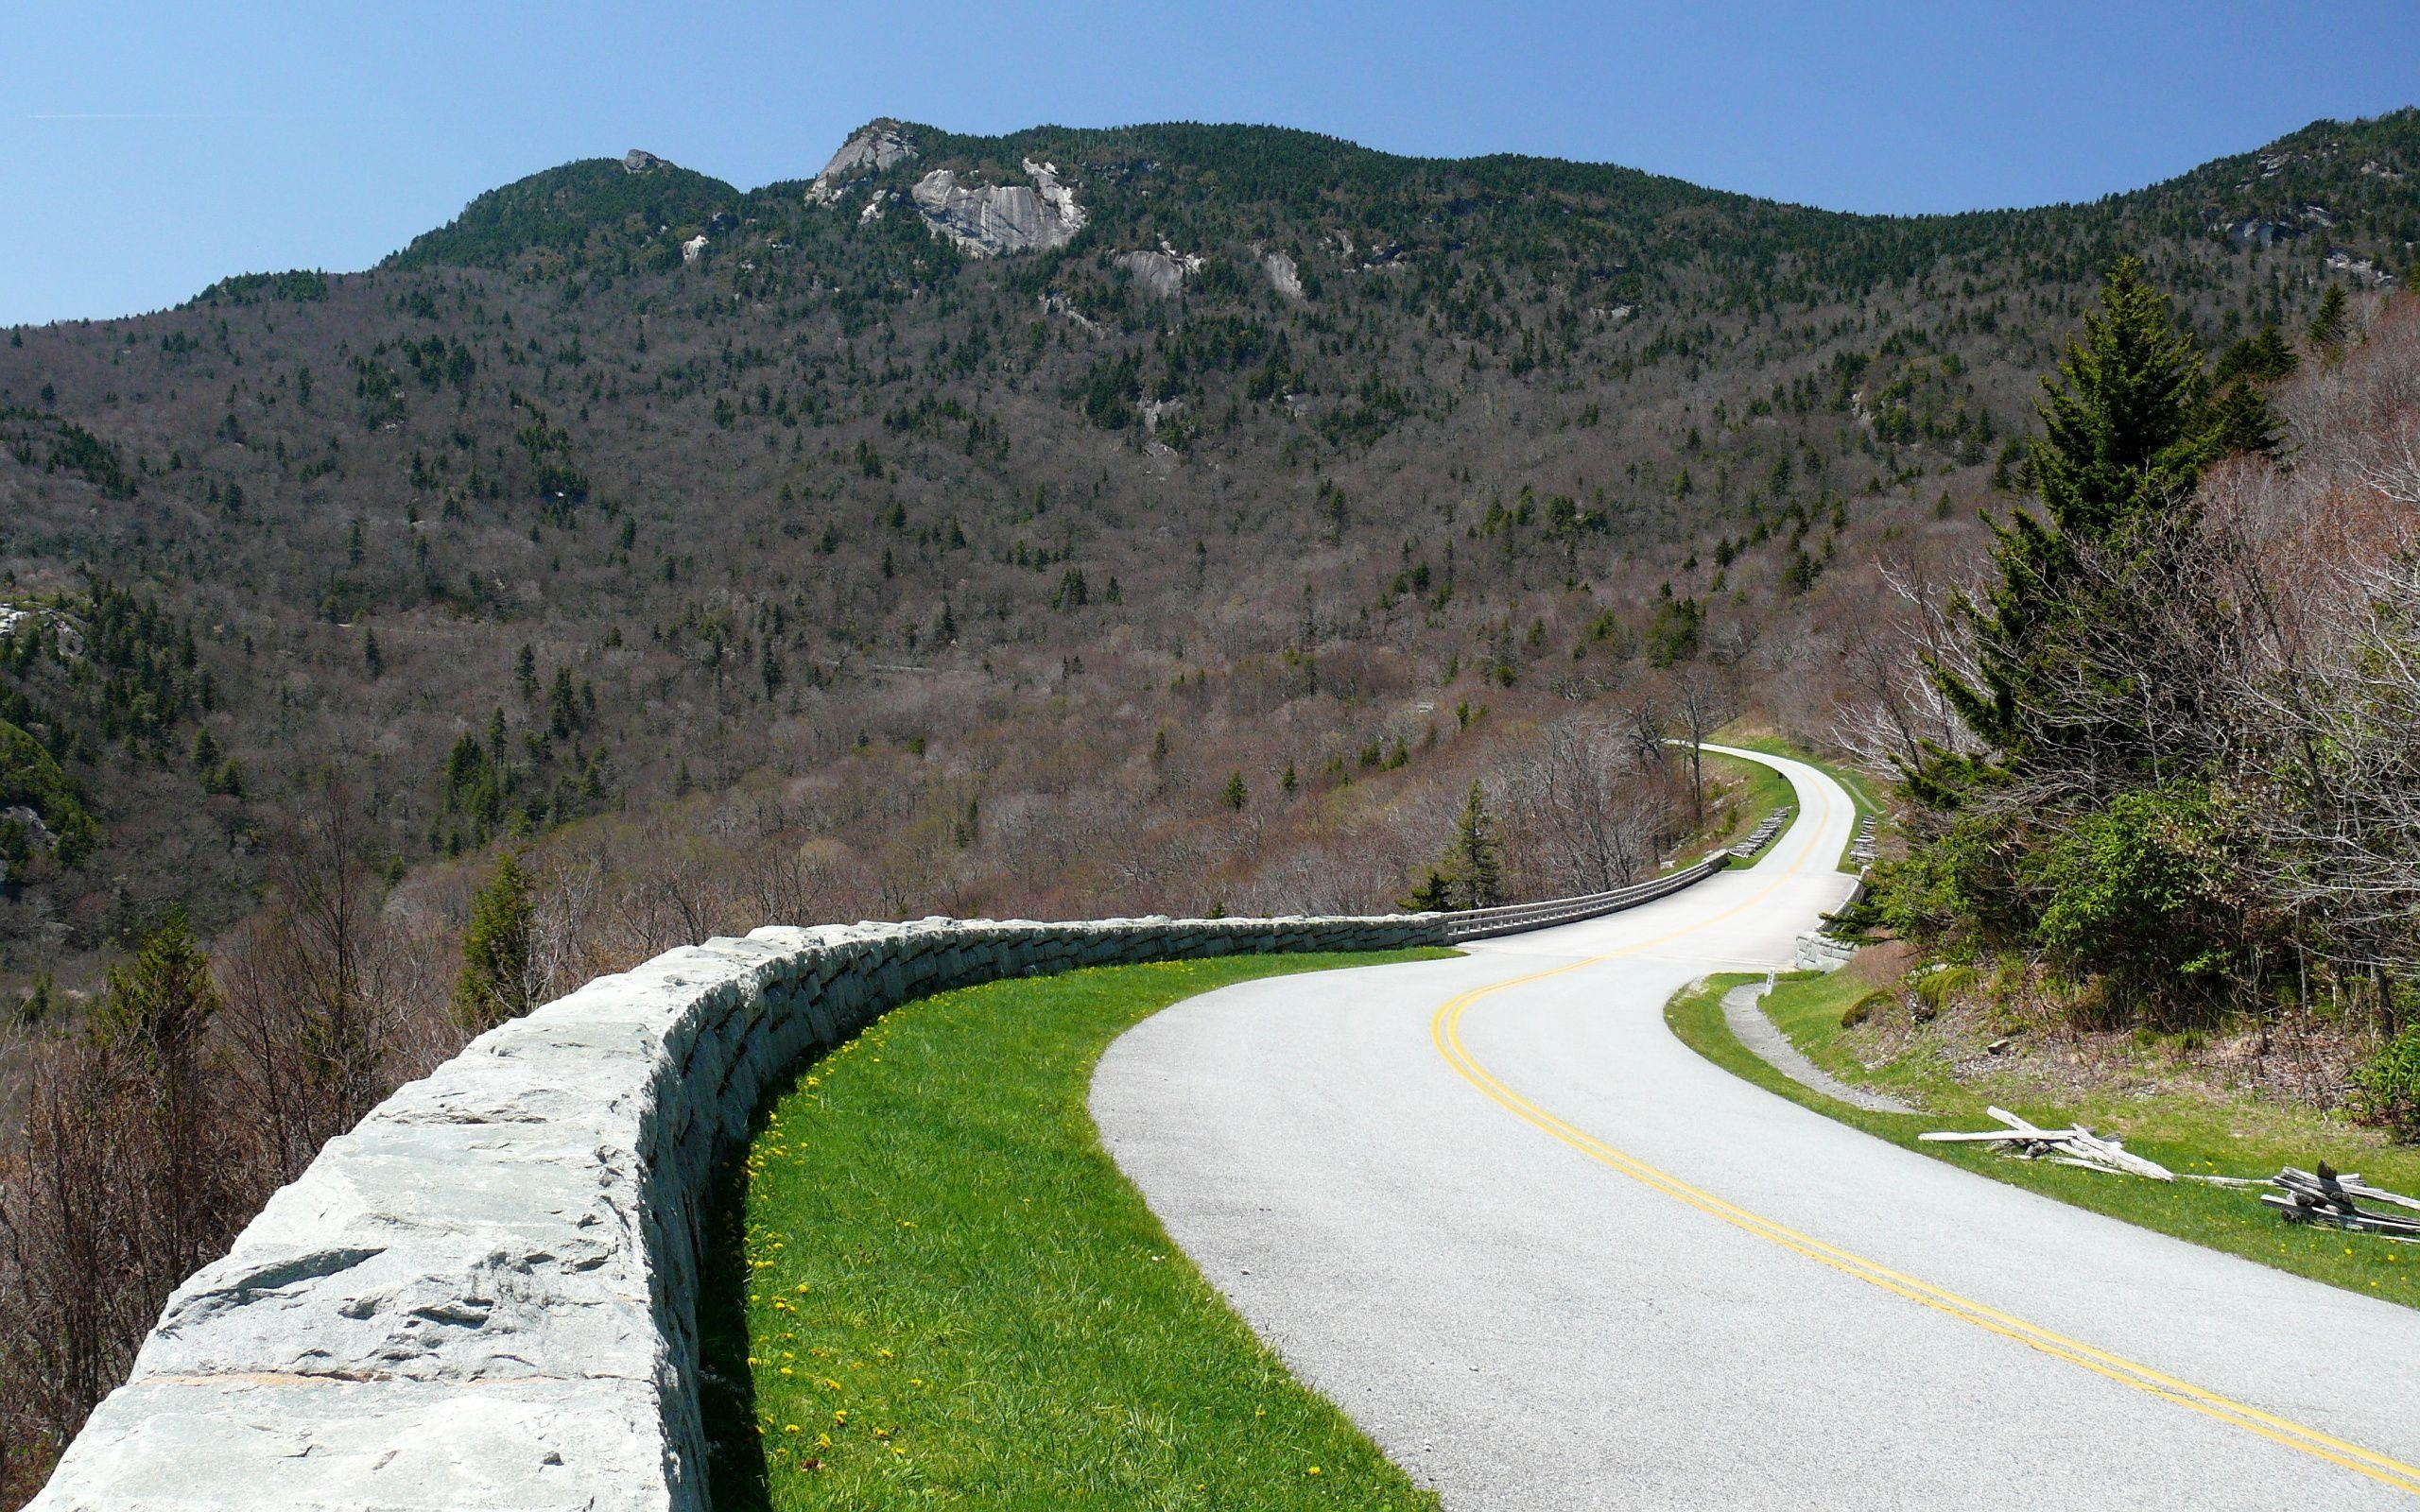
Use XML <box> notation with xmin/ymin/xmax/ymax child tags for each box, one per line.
<box><xmin>1093</xmin><ymin>746</ymin><xmax>2420</xmax><ymax>1509</ymax></box>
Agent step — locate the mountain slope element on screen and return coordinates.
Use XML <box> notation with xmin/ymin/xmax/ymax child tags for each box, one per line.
<box><xmin>0</xmin><ymin>111</ymin><xmax>2411</xmax><ymax>998</ymax></box>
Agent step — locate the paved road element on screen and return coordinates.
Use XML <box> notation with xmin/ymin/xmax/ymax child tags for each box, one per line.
<box><xmin>1094</xmin><ymin>746</ymin><xmax>2420</xmax><ymax>1509</ymax></box>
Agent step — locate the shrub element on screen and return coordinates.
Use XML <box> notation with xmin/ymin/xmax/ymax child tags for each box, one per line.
<box><xmin>1841</xmin><ymin>990</ymin><xmax>1888</xmax><ymax>1029</ymax></box>
<box><xmin>2027</xmin><ymin>784</ymin><xmax>2247</xmax><ymax>1024</ymax></box>
<box><xmin>2353</xmin><ymin>1024</ymin><xmax>2420</xmax><ymax>1143</ymax></box>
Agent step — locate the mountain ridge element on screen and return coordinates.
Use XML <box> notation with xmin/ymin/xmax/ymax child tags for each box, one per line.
<box><xmin>364</xmin><ymin>109</ymin><xmax>2419</xmax><ymax>289</ymax></box>
<box><xmin>0</xmin><ymin>103</ymin><xmax>2411</xmax><ymax>1007</ymax></box>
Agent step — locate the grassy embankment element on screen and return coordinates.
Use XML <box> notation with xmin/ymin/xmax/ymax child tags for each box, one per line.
<box><xmin>700</xmin><ymin>952</ymin><xmax>1455</xmax><ymax>1511</ymax></box>
<box><xmin>1694</xmin><ymin>749</ymin><xmax>1798</xmax><ymax>856</ymax></box>
<box><xmin>1669</xmin><ymin>968</ymin><xmax>2420</xmax><ymax>1309</ymax></box>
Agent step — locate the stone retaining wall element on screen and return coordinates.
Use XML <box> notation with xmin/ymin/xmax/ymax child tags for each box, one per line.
<box><xmin>28</xmin><ymin>913</ymin><xmax>1444</xmax><ymax>1512</ymax></box>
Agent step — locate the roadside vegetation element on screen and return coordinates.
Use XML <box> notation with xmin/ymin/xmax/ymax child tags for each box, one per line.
<box><xmin>700</xmin><ymin>953</ymin><xmax>1452</xmax><ymax>1511</ymax></box>
<box><xmin>1668</xmin><ymin>968</ymin><xmax>2420</xmax><ymax>1309</ymax></box>
<box><xmin>1698</xmin><ymin>749</ymin><xmax>1796</xmax><ymax>854</ymax></box>
<box><xmin>1836</xmin><ymin>262</ymin><xmax>2420</xmax><ymax>1143</ymax></box>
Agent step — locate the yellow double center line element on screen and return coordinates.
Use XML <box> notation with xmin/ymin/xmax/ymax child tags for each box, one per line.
<box><xmin>1428</xmin><ymin>765</ymin><xmax>2420</xmax><ymax>1497</ymax></box>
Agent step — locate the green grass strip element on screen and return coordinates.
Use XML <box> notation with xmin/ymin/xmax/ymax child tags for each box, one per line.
<box><xmin>1668</xmin><ymin>971</ymin><xmax>2420</xmax><ymax>1311</ymax></box>
<box><xmin>1699</xmin><ymin>749</ymin><xmax>1799</xmax><ymax>854</ymax></box>
<box><xmin>701</xmin><ymin>952</ymin><xmax>1455</xmax><ymax>1511</ymax></box>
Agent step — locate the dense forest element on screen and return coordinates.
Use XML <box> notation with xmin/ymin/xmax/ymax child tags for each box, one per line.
<box><xmin>1</xmin><ymin>109</ymin><xmax>2417</xmax><ymax>1502</ymax></box>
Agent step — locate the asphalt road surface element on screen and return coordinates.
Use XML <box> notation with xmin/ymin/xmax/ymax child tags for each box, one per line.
<box><xmin>1093</xmin><ymin>745</ymin><xmax>2420</xmax><ymax>1509</ymax></box>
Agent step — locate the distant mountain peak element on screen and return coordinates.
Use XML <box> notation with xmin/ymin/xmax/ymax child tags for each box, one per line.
<box><xmin>808</xmin><ymin>119</ymin><xmax>919</xmax><ymax>204</ymax></box>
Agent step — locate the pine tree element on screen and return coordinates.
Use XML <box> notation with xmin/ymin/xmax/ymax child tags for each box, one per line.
<box><xmin>2030</xmin><ymin>257</ymin><xmax>2211</xmax><ymax>538</ymax></box>
<box><xmin>2213</xmin><ymin>322</ymin><xmax>2298</xmax><ymax>385</ymax></box>
<box><xmin>1450</xmin><ymin>782</ymin><xmax>1505</xmax><ymax>908</ymax></box>
<box><xmin>2307</xmin><ymin>284</ymin><xmax>2350</xmax><ymax>360</ymax></box>
<box><xmin>99</xmin><ymin>908</ymin><xmax>227</xmax><ymax>1275</ymax></box>
<box><xmin>14</xmin><ymin>971</ymin><xmax>53</xmax><ymax>1025</ymax></box>
<box><xmin>1219</xmin><ymin>771</ymin><xmax>1248</xmax><ymax>810</ymax></box>
<box><xmin>1400</xmin><ymin>868</ymin><xmax>1456</xmax><ymax>912</ymax></box>
<box><xmin>453</xmin><ymin>851</ymin><xmax>537</xmax><ymax>1033</ymax></box>
<box><xmin>100</xmin><ymin>907</ymin><xmax>218</xmax><ymax>1084</ymax></box>
<box><xmin>1926</xmin><ymin>258</ymin><xmax>2222</xmax><ymax>790</ymax></box>
<box><xmin>2205</xmin><ymin>379</ymin><xmax>2283</xmax><ymax>459</ymax></box>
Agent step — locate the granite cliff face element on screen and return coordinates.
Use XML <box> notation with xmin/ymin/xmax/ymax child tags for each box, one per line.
<box><xmin>1116</xmin><ymin>247</ymin><xmax>1201</xmax><ymax>299</ymax></box>
<box><xmin>804</xmin><ymin>123</ymin><xmax>1087</xmax><ymax>257</ymax></box>
<box><xmin>806</xmin><ymin>120</ymin><xmax>919</xmax><ymax>204</ymax></box>
<box><xmin>908</xmin><ymin>158</ymin><xmax>1087</xmax><ymax>257</ymax></box>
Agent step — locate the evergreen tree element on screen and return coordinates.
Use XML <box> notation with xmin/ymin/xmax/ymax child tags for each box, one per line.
<box><xmin>1400</xmin><ymin>868</ymin><xmax>1456</xmax><ymax>912</ymax></box>
<box><xmin>548</xmin><ymin>667</ymin><xmax>579</xmax><ymax>734</ymax></box>
<box><xmin>1449</xmin><ymin>782</ymin><xmax>1505</xmax><ymax>908</ymax></box>
<box><xmin>2205</xmin><ymin>378</ymin><xmax>2283</xmax><ymax>459</ymax></box>
<box><xmin>99</xmin><ymin>908</ymin><xmax>228</xmax><ymax>1276</ymax></box>
<box><xmin>1925</xmin><ymin>258</ymin><xmax>2223</xmax><ymax>793</ymax></box>
<box><xmin>2029</xmin><ymin>257</ymin><xmax>2211</xmax><ymax>539</ymax></box>
<box><xmin>1870</xmin><ymin>259</ymin><xmax>2273</xmax><ymax>1009</ymax></box>
<box><xmin>453</xmin><ymin>851</ymin><xmax>537</xmax><ymax>1033</ymax></box>
<box><xmin>100</xmin><ymin>907</ymin><xmax>218</xmax><ymax>1084</ymax></box>
<box><xmin>1219</xmin><ymin>771</ymin><xmax>1248</xmax><ymax>810</ymax></box>
<box><xmin>2307</xmin><ymin>284</ymin><xmax>2350</xmax><ymax>360</ymax></box>
<box><xmin>2213</xmin><ymin>322</ymin><xmax>2298</xmax><ymax>385</ymax></box>
<box><xmin>14</xmin><ymin>971</ymin><xmax>53</xmax><ymax>1026</ymax></box>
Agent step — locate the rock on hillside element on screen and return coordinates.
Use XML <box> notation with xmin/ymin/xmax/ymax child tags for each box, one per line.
<box><xmin>808</xmin><ymin>119</ymin><xmax>920</xmax><ymax>203</ymax></box>
<box><xmin>1115</xmin><ymin>247</ymin><xmax>1201</xmax><ymax>299</ymax></box>
<box><xmin>908</xmin><ymin>158</ymin><xmax>1087</xmax><ymax>257</ymax></box>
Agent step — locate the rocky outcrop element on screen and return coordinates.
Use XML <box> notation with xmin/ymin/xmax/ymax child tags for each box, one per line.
<box><xmin>680</xmin><ymin>234</ymin><xmax>707</xmax><ymax>265</ymax></box>
<box><xmin>621</xmin><ymin>149</ymin><xmax>668</xmax><ymax>175</ymax></box>
<box><xmin>1116</xmin><ymin>248</ymin><xmax>1201</xmax><ymax>299</ymax></box>
<box><xmin>807</xmin><ymin>120</ymin><xmax>919</xmax><ymax>204</ymax></box>
<box><xmin>910</xmin><ymin>159</ymin><xmax>1086</xmax><ymax>257</ymax></box>
<box><xmin>1262</xmin><ymin>249</ymin><xmax>1305</xmax><ymax>301</ymax></box>
<box><xmin>27</xmin><ymin>912</ymin><xmax>1448</xmax><ymax>1512</ymax></box>
<box><xmin>2326</xmin><ymin>248</ymin><xmax>2394</xmax><ymax>286</ymax></box>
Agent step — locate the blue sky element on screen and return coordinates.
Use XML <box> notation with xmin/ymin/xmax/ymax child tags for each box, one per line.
<box><xmin>6</xmin><ymin>1</ymin><xmax>2415</xmax><ymax>326</ymax></box>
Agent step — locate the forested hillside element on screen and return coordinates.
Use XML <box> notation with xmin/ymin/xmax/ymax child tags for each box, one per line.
<box><xmin>0</xmin><ymin>112</ymin><xmax>2411</xmax><ymax>1005</ymax></box>
<box><xmin>2</xmin><ymin>107</ymin><xmax>2418</xmax><ymax>1507</ymax></box>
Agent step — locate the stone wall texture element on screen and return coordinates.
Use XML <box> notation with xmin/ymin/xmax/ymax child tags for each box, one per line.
<box><xmin>27</xmin><ymin>912</ymin><xmax>1450</xmax><ymax>1512</ymax></box>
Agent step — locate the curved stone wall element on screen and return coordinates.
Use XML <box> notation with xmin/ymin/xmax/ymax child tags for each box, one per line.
<box><xmin>27</xmin><ymin>914</ymin><xmax>1445</xmax><ymax>1512</ymax></box>
<box><xmin>30</xmin><ymin>848</ymin><xmax>1740</xmax><ymax>1511</ymax></box>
